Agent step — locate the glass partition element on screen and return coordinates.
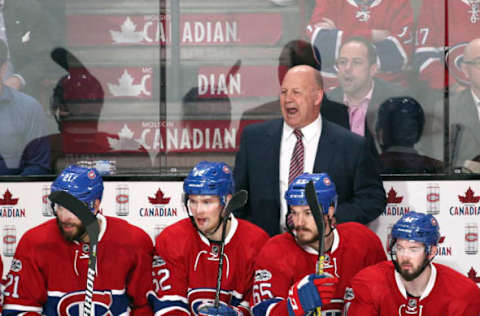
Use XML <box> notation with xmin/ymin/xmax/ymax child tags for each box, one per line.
<box><xmin>1</xmin><ymin>0</ymin><xmax>474</xmax><ymax>176</ymax></box>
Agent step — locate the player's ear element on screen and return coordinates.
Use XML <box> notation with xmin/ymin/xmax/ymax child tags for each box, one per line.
<box><xmin>427</xmin><ymin>245</ymin><xmax>437</xmax><ymax>260</ymax></box>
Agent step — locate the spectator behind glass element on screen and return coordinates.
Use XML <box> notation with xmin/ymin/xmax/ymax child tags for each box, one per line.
<box><xmin>450</xmin><ymin>38</ymin><xmax>480</xmax><ymax>172</ymax></box>
<box><xmin>0</xmin><ymin>38</ymin><xmax>50</xmax><ymax>175</ymax></box>
<box><xmin>326</xmin><ymin>36</ymin><xmax>412</xmax><ymax>153</ymax></box>
<box><xmin>49</xmin><ymin>47</ymin><xmax>107</xmax><ymax>172</ymax></box>
<box><xmin>376</xmin><ymin>96</ymin><xmax>442</xmax><ymax>174</ymax></box>
<box><xmin>306</xmin><ymin>0</ymin><xmax>414</xmax><ymax>89</ymax></box>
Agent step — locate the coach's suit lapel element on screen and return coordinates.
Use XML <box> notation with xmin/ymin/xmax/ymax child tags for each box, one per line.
<box><xmin>313</xmin><ymin>119</ymin><xmax>336</xmax><ymax>172</ymax></box>
<box><xmin>265</xmin><ymin>119</ymin><xmax>283</xmax><ymax>189</ymax></box>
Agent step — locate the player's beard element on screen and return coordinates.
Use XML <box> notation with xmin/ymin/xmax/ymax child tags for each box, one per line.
<box><xmin>294</xmin><ymin>226</ymin><xmax>320</xmax><ymax>246</ymax></box>
<box><xmin>56</xmin><ymin>217</ymin><xmax>87</xmax><ymax>242</ymax></box>
<box><xmin>394</xmin><ymin>256</ymin><xmax>430</xmax><ymax>282</ymax></box>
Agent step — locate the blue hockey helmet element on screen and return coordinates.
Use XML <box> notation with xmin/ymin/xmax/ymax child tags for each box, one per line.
<box><xmin>285</xmin><ymin>172</ymin><xmax>337</xmax><ymax>214</ymax></box>
<box><xmin>51</xmin><ymin>165</ymin><xmax>104</xmax><ymax>213</ymax></box>
<box><xmin>183</xmin><ymin>161</ymin><xmax>234</xmax><ymax>206</ymax></box>
<box><xmin>390</xmin><ymin>211</ymin><xmax>440</xmax><ymax>249</ymax></box>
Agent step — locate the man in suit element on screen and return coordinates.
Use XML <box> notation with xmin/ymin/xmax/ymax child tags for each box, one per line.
<box><xmin>450</xmin><ymin>38</ymin><xmax>480</xmax><ymax>171</ymax></box>
<box><xmin>326</xmin><ymin>37</ymin><xmax>411</xmax><ymax>153</ymax></box>
<box><xmin>234</xmin><ymin>65</ymin><xmax>386</xmax><ymax>236</ymax></box>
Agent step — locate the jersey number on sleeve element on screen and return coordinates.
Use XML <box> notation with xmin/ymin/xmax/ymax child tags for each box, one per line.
<box><xmin>252</xmin><ymin>283</ymin><xmax>273</xmax><ymax>305</ymax></box>
<box><xmin>153</xmin><ymin>268</ymin><xmax>172</xmax><ymax>292</ymax></box>
<box><xmin>4</xmin><ymin>274</ymin><xmax>20</xmax><ymax>298</ymax></box>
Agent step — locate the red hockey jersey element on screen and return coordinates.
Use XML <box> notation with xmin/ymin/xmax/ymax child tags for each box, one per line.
<box><xmin>2</xmin><ymin>215</ymin><xmax>154</xmax><ymax>316</ymax></box>
<box><xmin>307</xmin><ymin>0</ymin><xmax>414</xmax><ymax>89</ymax></box>
<box><xmin>344</xmin><ymin>261</ymin><xmax>480</xmax><ymax>316</ymax></box>
<box><xmin>149</xmin><ymin>216</ymin><xmax>269</xmax><ymax>315</ymax></box>
<box><xmin>251</xmin><ymin>222</ymin><xmax>386</xmax><ymax>316</ymax></box>
<box><xmin>414</xmin><ymin>0</ymin><xmax>480</xmax><ymax>89</ymax></box>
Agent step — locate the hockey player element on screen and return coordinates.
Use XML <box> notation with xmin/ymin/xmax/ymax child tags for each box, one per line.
<box><xmin>344</xmin><ymin>211</ymin><xmax>480</xmax><ymax>315</ymax></box>
<box><xmin>307</xmin><ymin>0</ymin><xmax>414</xmax><ymax>89</ymax></box>
<box><xmin>251</xmin><ymin>173</ymin><xmax>386</xmax><ymax>316</ymax></box>
<box><xmin>2</xmin><ymin>165</ymin><xmax>154</xmax><ymax>316</ymax></box>
<box><xmin>149</xmin><ymin>161</ymin><xmax>269</xmax><ymax>315</ymax></box>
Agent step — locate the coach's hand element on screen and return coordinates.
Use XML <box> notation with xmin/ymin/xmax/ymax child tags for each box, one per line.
<box><xmin>287</xmin><ymin>273</ymin><xmax>338</xmax><ymax>316</ymax></box>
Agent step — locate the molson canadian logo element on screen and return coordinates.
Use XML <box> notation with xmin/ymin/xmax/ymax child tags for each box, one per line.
<box><xmin>449</xmin><ymin>187</ymin><xmax>480</xmax><ymax>216</ymax></box>
<box><xmin>382</xmin><ymin>187</ymin><xmax>411</xmax><ymax>216</ymax></box>
<box><xmin>467</xmin><ymin>267</ymin><xmax>480</xmax><ymax>284</ymax></box>
<box><xmin>139</xmin><ymin>188</ymin><xmax>178</xmax><ymax>217</ymax></box>
<box><xmin>0</xmin><ymin>189</ymin><xmax>26</xmax><ymax>218</ymax></box>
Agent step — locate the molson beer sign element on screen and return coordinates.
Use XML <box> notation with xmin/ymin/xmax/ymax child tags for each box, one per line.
<box><xmin>67</xmin><ymin>13</ymin><xmax>282</xmax><ymax>46</ymax></box>
<box><xmin>139</xmin><ymin>188</ymin><xmax>178</xmax><ymax>217</ymax></box>
<box><xmin>382</xmin><ymin>187</ymin><xmax>411</xmax><ymax>216</ymax></box>
<box><xmin>449</xmin><ymin>186</ymin><xmax>480</xmax><ymax>216</ymax></box>
<box><xmin>197</xmin><ymin>65</ymin><xmax>279</xmax><ymax>98</ymax></box>
<box><xmin>61</xmin><ymin>120</ymin><xmax>260</xmax><ymax>154</ymax></box>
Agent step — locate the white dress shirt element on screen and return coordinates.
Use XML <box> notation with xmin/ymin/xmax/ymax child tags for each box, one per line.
<box><xmin>279</xmin><ymin>114</ymin><xmax>322</xmax><ymax>231</ymax></box>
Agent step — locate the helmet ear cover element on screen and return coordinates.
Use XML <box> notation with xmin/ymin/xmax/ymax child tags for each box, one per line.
<box><xmin>50</xmin><ymin>165</ymin><xmax>104</xmax><ymax>213</ymax></box>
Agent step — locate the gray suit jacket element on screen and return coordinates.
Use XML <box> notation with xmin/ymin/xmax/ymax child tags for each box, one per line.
<box><xmin>450</xmin><ymin>89</ymin><xmax>480</xmax><ymax>169</ymax></box>
<box><xmin>234</xmin><ymin>117</ymin><xmax>386</xmax><ymax>236</ymax></box>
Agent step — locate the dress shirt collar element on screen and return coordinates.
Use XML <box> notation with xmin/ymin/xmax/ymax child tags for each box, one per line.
<box><xmin>282</xmin><ymin>114</ymin><xmax>322</xmax><ymax>144</ymax></box>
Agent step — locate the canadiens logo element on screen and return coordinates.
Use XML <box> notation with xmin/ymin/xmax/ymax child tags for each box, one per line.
<box><xmin>382</xmin><ymin>187</ymin><xmax>410</xmax><ymax>216</ymax></box>
<box><xmin>57</xmin><ymin>290</ymin><xmax>113</xmax><ymax>316</ymax></box>
<box><xmin>446</xmin><ymin>42</ymin><xmax>469</xmax><ymax>85</ymax></box>
<box><xmin>254</xmin><ymin>269</ymin><xmax>272</xmax><ymax>282</ymax></box>
<box><xmin>449</xmin><ymin>187</ymin><xmax>480</xmax><ymax>216</ymax></box>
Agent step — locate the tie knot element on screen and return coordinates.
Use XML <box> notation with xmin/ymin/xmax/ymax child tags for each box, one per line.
<box><xmin>294</xmin><ymin>129</ymin><xmax>303</xmax><ymax>140</ymax></box>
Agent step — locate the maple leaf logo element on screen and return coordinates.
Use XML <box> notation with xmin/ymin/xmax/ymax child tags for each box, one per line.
<box><xmin>0</xmin><ymin>189</ymin><xmax>19</xmax><ymax>205</ymax></box>
<box><xmin>458</xmin><ymin>187</ymin><xmax>480</xmax><ymax>203</ymax></box>
<box><xmin>107</xmin><ymin>124</ymin><xmax>144</xmax><ymax>151</ymax></box>
<box><xmin>467</xmin><ymin>267</ymin><xmax>480</xmax><ymax>283</ymax></box>
<box><xmin>387</xmin><ymin>187</ymin><xmax>403</xmax><ymax>204</ymax></box>
<box><xmin>148</xmin><ymin>189</ymin><xmax>171</xmax><ymax>205</ymax></box>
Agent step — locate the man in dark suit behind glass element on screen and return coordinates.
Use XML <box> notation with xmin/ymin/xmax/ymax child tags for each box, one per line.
<box><xmin>234</xmin><ymin>65</ymin><xmax>386</xmax><ymax>236</ymax></box>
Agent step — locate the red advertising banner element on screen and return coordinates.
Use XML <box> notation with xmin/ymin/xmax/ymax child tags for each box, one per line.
<box><xmin>67</xmin><ymin>13</ymin><xmax>282</xmax><ymax>46</ymax></box>
<box><xmin>63</xmin><ymin>67</ymin><xmax>154</xmax><ymax>100</ymax></box>
<box><xmin>61</xmin><ymin>120</ymin><xmax>262</xmax><ymax>154</ymax></box>
<box><xmin>196</xmin><ymin>65</ymin><xmax>279</xmax><ymax>98</ymax></box>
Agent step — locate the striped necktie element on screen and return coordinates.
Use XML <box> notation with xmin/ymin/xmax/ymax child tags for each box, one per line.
<box><xmin>289</xmin><ymin>129</ymin><xmax>304</xmax><ymax>184</ymax></box>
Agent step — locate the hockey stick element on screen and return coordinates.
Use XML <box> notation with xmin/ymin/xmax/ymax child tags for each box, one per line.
<box><xmin>213</xmin><ymin>189</ymin><xmax>248</xmax><ymax>309</ymax></box>
<box><xmin>49</xmin><ymin>190</ymin><xmax>100</xmax><ymax>316</ymax></box>
<box><xmin>305</xmin><ymin>181</ymin><xmax>325</xmax><ymax>316</ymax></box>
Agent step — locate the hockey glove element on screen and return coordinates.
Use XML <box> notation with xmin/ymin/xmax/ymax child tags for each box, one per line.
<box><xmin>198</xmin><ymin>304</ymin><xmax>242</xmax><ymax>316</ymax></box>
<box><xmin>287</xmin><ymin>273</ymin><xmax>338</xmax><ymax>316</ymax></box>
